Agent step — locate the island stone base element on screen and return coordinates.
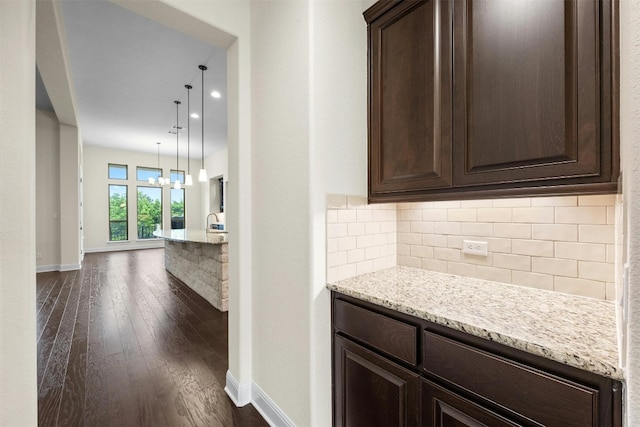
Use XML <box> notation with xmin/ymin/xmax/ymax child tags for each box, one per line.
<box><xmin>164</xmin><ymin>240</ymin><xmax>228</xmax><ymax>311</ymax></box>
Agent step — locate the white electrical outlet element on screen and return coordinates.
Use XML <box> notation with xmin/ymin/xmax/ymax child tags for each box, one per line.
<box><xmin>462</xmin><ymin>240</ymin><xmax>488</xmax><ymax>256</ymax></box>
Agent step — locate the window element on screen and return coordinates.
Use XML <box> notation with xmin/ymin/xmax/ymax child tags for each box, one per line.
<box><xmin>137</xmin><ymin>167</ymin><xmax>161</xmax><ymax>182</ymax></box>
<box><xmin>109</xmin><ymin>185</ymin><xmax>128</xmax><ymax>241</ymax></box>
<box><xmin>137</xmin><ymin>186</ymin><xmax>162</xmax><ymax>239</ymax></box>
<box><xmin>170</xmin><ymin>188</ymin><xmax>185</xmax><ymax>229</ymax></box>
<box><xmin>108</xmin><ymin>163</ymin><xmax>127</xmax><ymax>180</ymax></box>
<box><xmin>170</xmin><ymin>169</ymin><xmax>185</xmax><ymax>184</ymax></box>
<box><xmin>218</xmin><ymin>177</ymin><xmax>224</xmax><ymax>213</ymax></box>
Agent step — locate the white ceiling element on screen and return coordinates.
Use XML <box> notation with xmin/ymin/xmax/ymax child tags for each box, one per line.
<box><xmin>46</xmin><ymin>0</ymin><xmax>228</xmax><ymax>158</ymax></box>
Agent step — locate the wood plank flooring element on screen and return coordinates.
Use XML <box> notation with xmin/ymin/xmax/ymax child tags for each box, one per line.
<box><xmin>37</xmin><ymin>249</ymin><xmax>267</xmax><ymax>427</ymax></box>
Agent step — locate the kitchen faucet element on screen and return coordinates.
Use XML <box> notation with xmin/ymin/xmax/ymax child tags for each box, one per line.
<box><xmin>206</xmin><ymin>212</ymin><xmax>220</xmax><ymax>230</ymax></box>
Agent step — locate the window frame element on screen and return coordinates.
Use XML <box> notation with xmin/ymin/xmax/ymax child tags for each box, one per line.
<box><xmin>170</xmin><ymin>187</ymin><xmax>186</xmax><ymax>230</ymax></box>
<box><xmin>108</xmin><ymin>163</ymin><xmax>128</xmax><ymax>180</ymax></box>
<box><xmin>108</xmin><ymin>184</ymin><xmax>128</xmax><ymax>241</ymax></box>
<box><xmin>136</xmin><ymin>166</ymin><xmax>162</xmax><ymax>183</ymax></box>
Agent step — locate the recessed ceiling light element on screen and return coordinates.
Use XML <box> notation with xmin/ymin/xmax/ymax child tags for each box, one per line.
<box><xmin>190</xmin><ymin>113</ymin><xmax>199</xmax><ymax>119</ymax></box>
<box><xmin>211</xmin><ymin>90</ymin><xmax>221</xmax><ymax>99</ymax></box>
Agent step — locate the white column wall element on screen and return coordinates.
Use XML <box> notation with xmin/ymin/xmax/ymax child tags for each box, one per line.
<box><xmin>0</xmin><ymin>1</ymin><xmax>38</xmax><ymax>425</ymax></box>
<box><xmin>621</xmin><ymin>0</ymin><xmax>640</xmax><ymax>424</ymax></box>
<box><xmin>59</xmin><ymin>123</ymin><xmax>81</xmax><ymax>270</ymax></box>
<box><xmin>36</xmin><ymin>109</ymin><xmax>62</xmax><ymax>270</ymax></box>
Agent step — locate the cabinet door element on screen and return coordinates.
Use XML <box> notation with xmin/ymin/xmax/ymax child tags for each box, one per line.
<box><xmin>422</xmin><ymin>379</ymin><xmax>522</xmax><ymax>427</ymax></box>
<box><xmin>369</xmin><ymin>0</ymin><xmax>452</xmax><ymax>197</ymax></box>
<box><xmin>452</xmin><ymin>0</ymin><xmax>605</xmax><ymax>187</ymax></box>
<box><xmin>334</xmin><ymin>335</ymin><xmax>420</xmax><ymax>427</ymax></box>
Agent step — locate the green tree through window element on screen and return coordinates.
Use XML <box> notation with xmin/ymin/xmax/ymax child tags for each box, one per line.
<box><xmin>109</xmin><ymin>185</ymin><xmax>127</xmax><ymax>241</ymax></box>
<box><xmin>137</xmin><ymin>187</ymin><xmax>162</xmax><ymax>239</ymax></box>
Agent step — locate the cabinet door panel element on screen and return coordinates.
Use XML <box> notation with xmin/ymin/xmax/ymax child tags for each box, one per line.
<box><xmin>422</xmin><ymin>379</ymin><xmax>522</xmax><ymax>427</ymax></box>
<box><xmin>334</xmin><ymin>335</ymin><xmax>420</xmax><ymax>427</ymax></box>
<box><xmin>369</xmin><ymin>0</ymin><xmax>452</xmax><ymax>195</ymax></box>
<box><xmin>452</xmin><ymin>0</ymin><xmax>601</xmax><ymax>186</ymax></box>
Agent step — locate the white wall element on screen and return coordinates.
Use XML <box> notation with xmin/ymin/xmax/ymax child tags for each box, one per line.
<box><xmin>83</xmin><ymin>145</ymin><xmax>203</xmax><ymax>252</ymax></box>
<box><xmin>36</xmin><ymin>109</ymin><xmax>61</xmax><ymax>270</ymax></box>
<box><xmin>0</xmin><ymin>1</ymin><xmax>37</xmax><ymax>425</ymax></box>
<box><xmin>621</xmin><ymin>0</ymin><xmax>640</xmax><ymax>424</ymax></box>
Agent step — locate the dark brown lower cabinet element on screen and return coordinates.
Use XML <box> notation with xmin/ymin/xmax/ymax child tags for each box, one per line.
<box><xmin>422</xmin><ymin>379</ymin><xmax>521</xmax><ymax>427</ymax></box>
<box><xmin>333</xmin><ymin>335</ymin><xmax>420</xmax><ymax>427</ymax></box>
<box><xmin>332</xmin><ymin>292</ymin><xmax>623</xmax><ymax>427</ymax></box>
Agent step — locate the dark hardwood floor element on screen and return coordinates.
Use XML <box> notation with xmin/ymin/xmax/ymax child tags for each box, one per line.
<box><xmin>37</xmin><ymin>248</ymin><xmax>267</xmax><ymax>427</ymax></box>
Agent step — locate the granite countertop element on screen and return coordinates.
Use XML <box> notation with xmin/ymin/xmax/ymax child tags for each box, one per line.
<box><xmin>327</xmin><ymin>266</ymin><xmax>623</xmax><ymax>380</ymax></box>
<box><xmin>153</xmin><ymin>228</ymin><xmax>228</xmax><ymax>245</ymax></box>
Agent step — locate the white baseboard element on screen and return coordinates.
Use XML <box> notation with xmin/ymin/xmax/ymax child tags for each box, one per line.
<box><xmin>60</xmin><ymin>263</ymin><xmax>81</xmax><ymax>271</ymax></box>
<box><xmin>36</xmin><ymin>264</ymin><xmax>60</xmax><ymax>273</ymax></box>
<box><xmin>225</xmin><ymin>371</ymin><xmax>296</xmax><ymax>427</ymax></box>
<box><xmin>36</xmin><ymin>263</ymin><xmax>81</xmax><ymax>272</ymax></box>
<box><xmin>84</xmin><ymin>242</ymin><xmax>164</xmax><ymax>253</ymax></box>
<box><xmin>225</xmin><ymin>370</ymin><xmax>252</xmax><ymax>406</ymax></box>
<box><xmin>252</xmin><ymin>381</ymin><xmax>296</xmax><ymax>427</ymax></box>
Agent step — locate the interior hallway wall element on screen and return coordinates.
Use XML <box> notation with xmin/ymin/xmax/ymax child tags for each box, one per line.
<box><xmin>36</xmin><ymin>109</ymin><xmax>62</xmax><ymax>271</ymax></box>
<box><xmin>0</xmin><ymin>1</ymin><xmax>38</xmax><ymax>425</ymax></box>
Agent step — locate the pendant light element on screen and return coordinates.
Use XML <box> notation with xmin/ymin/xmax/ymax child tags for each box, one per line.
<box><xmin>184</xmin><ymin>84</ymin><xmax>194</xmax><ymax>186</ymax></box>
<box><xmin>174</xmin><ymin>100</ymin><xmax>182</xmax><ymax>190</ymax></box>
<box><xmin>198</xmin><ymin>65</ymin><xmax>208</xmax><ymax>182</ymax></box>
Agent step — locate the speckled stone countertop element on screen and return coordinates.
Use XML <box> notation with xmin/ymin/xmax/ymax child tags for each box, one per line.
<box><xmin>153</xmin><ymin>229</ymin><xmax>228</xmax><ymax>245</ymax></box>
<box><xmin>327</xmin><ymin>266</ymin><xmax>623</xmax><ymax>380</ymax></box>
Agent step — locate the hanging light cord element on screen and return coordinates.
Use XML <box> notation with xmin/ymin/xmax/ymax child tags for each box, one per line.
<box><xmin>186</xmin><ymin>85</ymin><xmax>191</xmax><ymax>176</ymax></box>
<box><xmin>175</xmin><ymin>100</ymin><xmax>180</xmax><ymax>177</ymax></box>
<box><xmin>200</xmin><ymin>66</ymin><xmax>206</xmax><ymax>168</ymax></box>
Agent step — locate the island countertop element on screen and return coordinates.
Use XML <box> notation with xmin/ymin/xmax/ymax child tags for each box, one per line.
<box><xmin>153</xmin><ymin>228</ymin><xmax>228</xmax><ymax>245</ymax></box>
<box><xmin>327</xmin><ymin>266</ymin><xmax>623</xmax><ymax>380</ymax></box>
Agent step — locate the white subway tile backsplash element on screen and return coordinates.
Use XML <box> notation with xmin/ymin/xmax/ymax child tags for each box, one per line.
<box><xmin>422</xmin><ymin>258</ymin><xmax>448</xmax><ymax>273</ymax></box>
<box><xmin>399</xmin><ymin>255</ymin><xmax>421</xmax><ymax>268</ymax></box>
<box><xmin>578</xmin><ymin>194</ymin><xmax>617</xmax><ymax>206</ymax></box>
<box><xmin>511</xmin><ymin>271</ymin><xmax>554</xmax><ymax>291</ymax></box>
<box><xmin>493</xmin><ymin>223</ymin><xmax>531</xmax><ymax>239</ymax></box>
<box><xmin>326</xmin><ymin>194</ymin><xmax>616</xmax><ymax>299</ymax></box>
<box><xmin>327</xmin><ymin>223</ymin><xmax>348</xmax><ymax>239</ymax></box>
<box><xmin>448</xmin><ymin>262</ymin><xmax>477</xmax><ymax>276</ymax></box>
<box><xmin>579</xmin><ymin>225</ymin><xmax>615</xmax><ymax>244</ymax></box>
<box><xmin>460</xmin><ymin>222</ymin><xmax>494</xmax><ymax>237</ymax></box>
<box><xmin>476</xmin><ymin>266</ymin><xmax>512</xmax><ymax>283</ymax></box>
<box><xmin>579</xmin><ymin>261</ymin><xmax>615</xmax><ymax>282</ymax></box>
<box><xmin>423</xmin><ymin>208</ymin><xmax>448</xmax><ymax>221</ymax></box>
<box><xmin>337</xmin><ymin>236</ymin><xmax>357</xmax><ymax>252</ymax></box>
<box><xmin>448</xmin><ymin>208</ymin><xmax>477</xmax><ymax>222</ymax></box>
<box><xmin>554</xmin><ymin>277</ymin><xmax>606</xmax><ymax>299</ymax></box>
<box><xmin>493</xmin><ymin>253</ymin><xmax>531</xmax><ymax>272</ymax></box>
<box><xmin>512</xmin><ymin>207</ymin><xmax>555</xmax><ymax>223</ymax></box>
<box><xmin>492</xmin><ymin>198</ymin><xmax>532</xmax><ymax>207</ymax></box>
<box><xmin>411</xmin><ymin>245</ymin><xmax>434</xmax><ymax>259</ymax></box>
<box><xmin>411</xmin><ymin>221</ymin><xmax>434</xmax><ymax>234</ymax></box>
<box><xmin>337</xmin><ymin>209</ymin><xmax>357</xmax><ymax>223</ymax></box>
<box><xmin>531</xmin><ymin>196</ymin><xmax>577</xmax><ymax>207</ymax></box>
<box><xmin>348</xmin><ymin>222</ymin><xmax>365</xmax><ymax>236</ymax></box>
<box><xmin>434</xmin><ymin>247</ymin><xmax>461</xmax><ymax>262</ymax></box>
<box><xmin>434</xmin><ymin>222</ymin><xmax>461</xmax><ymax>235</ymax></box>
<box><xmin>531</xmin><ymin>224</ymin><xmax>578</xmax><ymax>242</ymax></box>
<box><xmin>532</xmin><ymin>257</ymin><xmax>578</xmax><ymax>277</ymax></box>
<box><xmin>555</xmin><ymin>242</ymin><xmax>606</xmax><ymax>262</ymax></box>
<box><xmin>356</xmin><ymin>209</ymin><xmax>373</xmax><ymax>223</ymax></box>
<box><xmin>477</xmin><ymin>207</ymin><xmax>512</xmax><ymax>222</ymax></box>
<box><xmin>512</xmin><ymin>239</ymin><xmax>554</xmax><ymax>257</ymax></box>
<box><xmin>555</xmin><ymin>207</ymin><xmax>607</xmax><ymax>224</ymax></box>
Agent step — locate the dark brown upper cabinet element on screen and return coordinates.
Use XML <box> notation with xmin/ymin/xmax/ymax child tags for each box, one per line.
<box><xmin>365</xmin><ymin>0</ymin><xmax>619</xmax><ymax>203</ymax></box>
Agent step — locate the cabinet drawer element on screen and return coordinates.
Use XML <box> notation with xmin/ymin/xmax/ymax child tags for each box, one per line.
<box><xmin>334</xmin><ymin>299</ymin><xmax>418</xmax><ymax>366</ymax></box>
<box><xmin>423</xmin><ymin>331</ymin><xmax>598</xmax><ymax>426</ymax></box>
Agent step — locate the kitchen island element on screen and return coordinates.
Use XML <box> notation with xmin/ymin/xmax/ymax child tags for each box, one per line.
<box><xmin>153</xmin><ymin>229</ymin><xmax>229</xmax><ymax>311</ymax></box>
